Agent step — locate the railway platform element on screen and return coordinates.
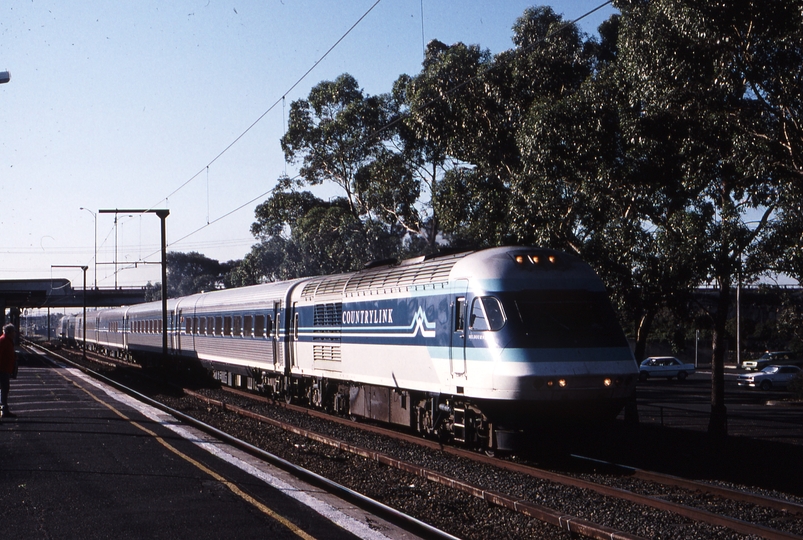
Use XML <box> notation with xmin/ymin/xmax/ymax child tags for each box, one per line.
<box><xmin>0</xmin><ymin>348</ymin><xmax>425</xmax><ymax>540</ymax></box>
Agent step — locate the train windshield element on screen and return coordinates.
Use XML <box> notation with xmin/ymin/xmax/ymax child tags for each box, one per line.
<box><xmin>510</xmin><ymin>290</ymin><xmax>628</xmax><ymax>348</ymax></box>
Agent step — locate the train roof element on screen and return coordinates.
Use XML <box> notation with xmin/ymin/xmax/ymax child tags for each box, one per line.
<box><xmin>450</xmin><ymin>246</ymin><xmax>604</xmax><ymax>291</ymax></box>
<box><xmin>187</xmin><ymin>279</ymin><xmax>305</xmax><ymax>311</ymax></box>
<box><xmin>299</xmin><ymin>246</ymin><xmax>604</xmax><ymax>301</ymax></box>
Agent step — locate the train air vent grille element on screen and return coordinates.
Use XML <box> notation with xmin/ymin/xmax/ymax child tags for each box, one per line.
<box><xmin>313</xmin><ymin>345</ymin><xmax>341</xmax><ymax>362</ymax></box>
<box><xmin>313</xmin><ymin>303</ymin><xmax>342</xmax><ymax>327</ymax></box>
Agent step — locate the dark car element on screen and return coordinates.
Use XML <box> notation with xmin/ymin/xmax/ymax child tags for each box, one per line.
<box><xmin>742</xmin><ymin>351</ymin><xmax>801</xmax><ymax>371</ymax></box>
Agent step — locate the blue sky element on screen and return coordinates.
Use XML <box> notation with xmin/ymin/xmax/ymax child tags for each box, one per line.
<box><xmin>1</xmin><ymin>0</ymin><xmax>616</xmax><ymax>290</ymax></box>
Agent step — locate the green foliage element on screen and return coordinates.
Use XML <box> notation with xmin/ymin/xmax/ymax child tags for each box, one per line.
<box><xmin>166</xmin><ymin>252</ymin><xmax>233</xmax><ymax>298</ymax></box>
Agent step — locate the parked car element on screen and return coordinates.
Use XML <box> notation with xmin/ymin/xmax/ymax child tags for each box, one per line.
<box><xmin>737</xmin><ymin>365</ymin><xmax>802</xmax><ymax>390</ymax></box>
<box><xmin>639</xmin><ymin>356</ymin><xmax>696</xmax><ymax>381</ymax></box>
<box><xmin>742</xmin><ymin>351</ymin><xmax>801</xmax><ymax>371</ymax></box>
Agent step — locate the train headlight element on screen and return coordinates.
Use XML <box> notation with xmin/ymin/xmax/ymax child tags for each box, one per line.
<box><xmin>603</xmin><ymin>378</ymin><xmax>612</xmax><ymax>387</ymax></box>
<box><xmin>558</xmin><ymin>378</ymin><xmax>567</xmax><ymax>388</ymax></box>
<box><xmin>515</xmin><ymin>255</ymin><xmax>526</xmax><ymax>264</ymax></box>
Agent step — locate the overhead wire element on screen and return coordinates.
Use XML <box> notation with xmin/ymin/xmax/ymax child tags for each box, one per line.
<box><xmin>147</xmin><ymin>0</ymin><xmax>384</xmax><ymax>212</ymax></box>
<box><xmin>141</xmin><ymin>0</ymin><xmax>612</xmax><ymax>263</ymax></box>
<box><xmin>365</xmin><ymin>1</ymin><xmax>614</xmax><ymax>144</ymax></box>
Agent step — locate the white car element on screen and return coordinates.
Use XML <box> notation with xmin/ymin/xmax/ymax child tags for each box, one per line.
<box><xmin>639</xmin><ymin>356</ymin><xmax>696</xmax><ymax>381</ymax></box>
<box><xmin>737</xmin><ymin>365</ymin><xmax>802</xmax><ymax>390</ymax></box>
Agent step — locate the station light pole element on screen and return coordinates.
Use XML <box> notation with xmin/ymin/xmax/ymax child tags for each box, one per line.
<box><xmin>79</xmin><ymin>207</ymin><xmax>97</xmax><ymax>289</ymax></box>
<box><xmin>99</xmin><ymin>209</ymin><xmax>169</xmax><ymax>358</ymax></box>
<box><xmin>52</xmin><ymin>265</ymin><xmax>88</xmax><ymax>359</ymax></box>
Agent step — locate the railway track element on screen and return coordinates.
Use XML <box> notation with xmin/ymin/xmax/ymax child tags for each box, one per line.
<box><xmin>42</xmin><ymin>342</ymin><xmax>803</xmax><ymax>539</ymax></box>
<box><xmin>191</xmin><ymin>385</ymin><xmax>803</xmax><ymax>540</ymax></box>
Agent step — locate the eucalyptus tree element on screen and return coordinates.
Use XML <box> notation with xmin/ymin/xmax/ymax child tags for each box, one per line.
<box><xmin>613</xmin><ymin>0</ymin><xmax>803</xmax><ymax>436</ymax></box>
<box><xmin>279</xmin><ymin>74</ymin><xmax>421</xmax><ymax>260</ymax></box>
<box><xmin>398</xmin><ymin>7</ymin><xmax>598</xmax><ymax>249</ymax></box>
<box><xmin>225</xmin><ymin>237</ymin><xmax>291</xmax><ymax>287</ymax></box>
<box><xmin>165</xmin><ymin>251</ymin><xmax>233</xmax><ymax>297</ymax></box>
<box><xmin>281</xmin><ymin>74</ymin><xmax>391</xmax><ymax>216</ymax></box>
<box><xmin>750</xmin><ymin>0</ymin><xmax>803</xmax><ymax>285</ymax></box>
<box><xmin>395</xmin><ymin>39</ymin><xmax>504</xmax><ymax>249</ymax></box>
<box><xmin>247</xmin><ymin>189</ymin><xmax>380</xmax><ymax>277</ymax></box>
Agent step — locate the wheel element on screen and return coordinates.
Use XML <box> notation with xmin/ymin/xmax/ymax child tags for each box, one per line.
<box><xmin>760</xmin><ymin>380</ymin><xmax>772</xmax><ymax>391</ymax></box>
<box><xmin>677</xmin><ymin>371</ymin><xmax>688</xmax><ymax>381</ymax></box>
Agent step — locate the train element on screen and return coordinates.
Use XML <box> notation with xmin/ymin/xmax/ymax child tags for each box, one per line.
<box><xmin>59</xmin><ymin>246</ymin><xmax>639</xmax><ymax>451</ymax></box>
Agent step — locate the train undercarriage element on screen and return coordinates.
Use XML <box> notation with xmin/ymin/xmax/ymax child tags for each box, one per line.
<box><xmin>213</xmin><ymin>367</ymin><xmax>508</xmax><ymax>451</ymax></box>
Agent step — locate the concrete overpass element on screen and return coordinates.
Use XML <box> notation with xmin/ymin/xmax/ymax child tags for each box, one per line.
<box><xmin>0</xmin><ymin>279</ymin><xmax>149</xmax><ymax>326</ymax></box>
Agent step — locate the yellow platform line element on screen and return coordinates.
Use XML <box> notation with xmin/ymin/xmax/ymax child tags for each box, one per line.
<box><xmin>60</xmin><ymin>372</ymin><xmax>316</xmax><ymax>540</ymax></box>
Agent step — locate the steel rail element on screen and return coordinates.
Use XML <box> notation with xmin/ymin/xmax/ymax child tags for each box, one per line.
<box><xmin>571</xmin><ymin>453</ymin><xmax>803</xmax><ymax>516</ymax></box>
<box><xmin>214</xmin><ymin>385</ymin><xmax>803</xmax><ymax>540</ymax></box>
<box><xmin>188</xmin><ymin>388</ymin><xmax>644</xmax><ymax>540</ymax></box>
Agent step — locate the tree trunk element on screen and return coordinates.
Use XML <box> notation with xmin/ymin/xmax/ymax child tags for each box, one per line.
<box><xmin>708</xmin><ymin>283</ymin><xmax>730</xmax><ymax>438</ymax></box>
<box><xmin>633</xmin><ymin>310</ymin><xmax>656</xmax><ymax>362</ymax></box>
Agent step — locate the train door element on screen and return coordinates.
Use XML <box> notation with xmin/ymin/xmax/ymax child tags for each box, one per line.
<box><xmin>176</xmin><ymin>309</ymin><xmax>183</xmax><ymax>354</ymax></box>
<box><xmin>272</xmin><ymin>302</ymin><xmax>282</xmax><ymax>371</ymax></box>
<box><xmin>289</xmin><ymin>302</ymin><xmax>299</xmax><ymax>370</ymax></box>
<box><xmin>450</xmin><ymin>280</ymin><xmax>469</xmax><ymax>376</ymax></box>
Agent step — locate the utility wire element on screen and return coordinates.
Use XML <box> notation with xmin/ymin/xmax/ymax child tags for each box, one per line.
<box><xmin>366</xmin><ymin>1</ymin><xmax>613</xmax><ymax>144</ymax></box>
<box><xmin>148</xmin><ymin>0</ymin><xmax>384</xmax><ymax>212</ymax></box>
<box><xmin>142</xmin><ymin>1</ymin><xmax>611</xmax><ymax>262</ymax></box>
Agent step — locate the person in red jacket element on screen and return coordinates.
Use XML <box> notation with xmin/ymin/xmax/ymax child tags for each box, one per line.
<box><xmin>0</xmin><ymin>323</ymin><xmax>18</xmax><ymax>418</ymax></box>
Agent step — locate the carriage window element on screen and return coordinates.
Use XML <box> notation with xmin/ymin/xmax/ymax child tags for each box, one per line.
<box><xmin>266</xmin><ymin>315</ymin><xmax>273</xmax><ymax>336</ymax></box>
<box><xmin>224</xmin><ymin>316</ymin><xmax>233</xmax><ymax>336</ymax></box>
<box><xmin>215</xmin><ymin>317</ymin><xmax>223</xmax><ymax>336</ymax></box>
<box><xmin>192</xmin><ymin>317</ymin><xmax>198</xmax><ymax>335</ymax></box>
<box><xmin>254</xmin><ymin>315</ymin><xmax>265</xmax><ymax>338</ymax></box>
<box><xmin>157</xmin><ymin>319</ymin><xmax>162</xmax><ymax>333</ymax></box>
<box><xmin>470</xmin><ymin>297</ymin><xmax>506</xmax><ymax>331</ymax></box>
<box><xmin>455</xmin><ymin>298</ymin><xmax>466</xmax><ymax>331</ymax></box>
<box><xmin>233</xmin><ymin>316</ymin><xmax>242</xmax><ymax>336</ymax></box>
<box><xmin>243</xmin><ymin>315</ymin><xmax>252</xmax><ymax>337</ymax></box>
<box><xmin>199</xmin><ymin>317</ymin><xmax>207</xmax><ymax>334</ymax></box>
<box><xmin>184</xmin><ymin>317</ymin><xmax>190</xmax><ymax>334</ymax></box>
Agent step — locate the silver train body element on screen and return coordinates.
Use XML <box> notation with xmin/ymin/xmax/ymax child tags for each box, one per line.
<box><xmin>68</xmin><ymin>247</ymin><xmax>638</xmax><ymax>450</ymax></box>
